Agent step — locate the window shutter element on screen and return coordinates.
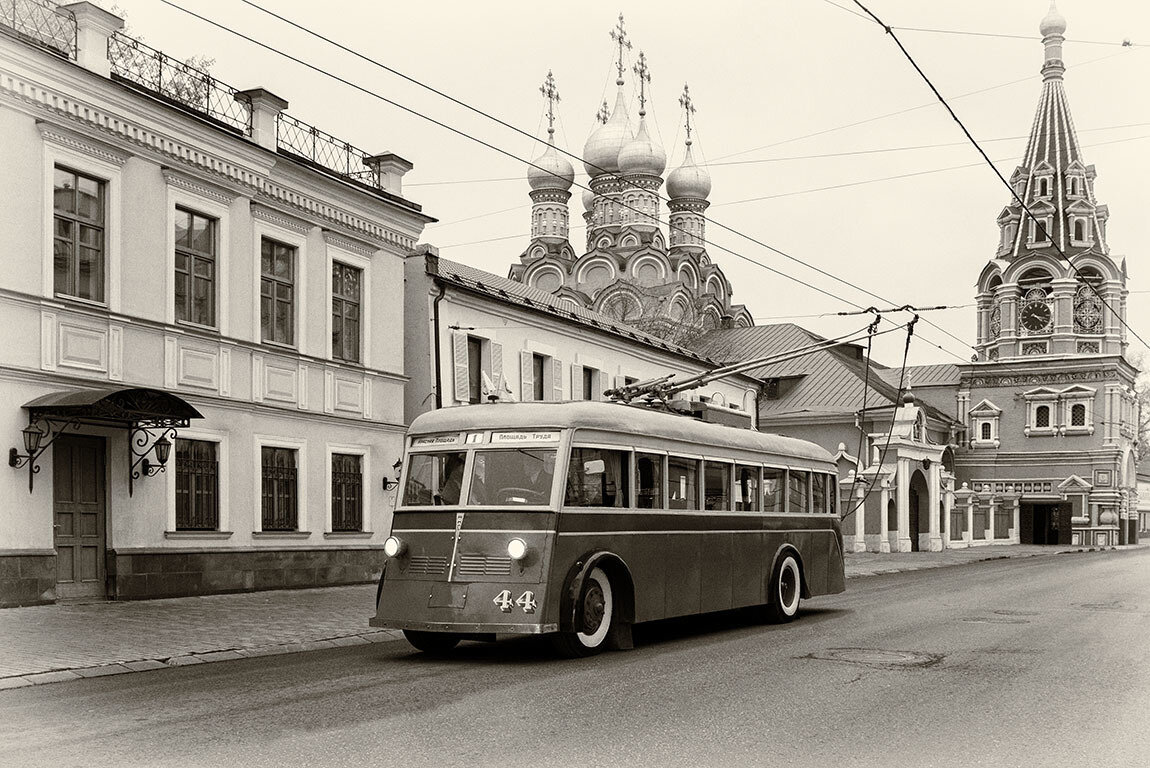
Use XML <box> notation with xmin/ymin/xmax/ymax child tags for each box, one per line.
<box><xmin>452</xmin><ymin>331</ymin><xmax>469</xmax><ymax>403</ymax></box>
<box><xmin>614</xmin><ymin>375</ymin><xmax>628</xmax><ymax>389</ymax></box>
<box><xmin>597</xmin><ymin>370</ymin><xmax>609</xmax><ymax>401</ymax></box>
<box><xmin>520</xmin><ymin>350</ymin><xmax>534</xmax><ymax>401</ymax></box>
<box><xmin>491</xmin><ymin>341</ymin><xmax>503</xmax><ymax>396</ymax></box>
<box><xmin>552</xmin><ymin>358</ymin><xmax>563</xmax><ymax>401</ymax></box>
<box><xmin>571</xmin><ymin>364</ymin><xmax>583</xmax><ymax>400</ymax></box>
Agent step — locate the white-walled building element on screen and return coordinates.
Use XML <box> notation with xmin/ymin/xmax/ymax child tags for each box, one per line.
<box><xmin>0</xmin><ymin>3</ymin><xmax>432</xmax><ymax>606</ymax></box>
<box><xmin>404</xmin><ymin>249</ymin><xmax>761</xmax><ymax>426</ymax></box>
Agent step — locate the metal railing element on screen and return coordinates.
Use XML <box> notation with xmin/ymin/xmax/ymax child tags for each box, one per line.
<box><xmin>107</xmin><ymin>32</ymin><xmax>251</xmax><ymax>135</ymax></box>
<box><xmin>277</xmin><ymin>112</ymin><xmax>377</xmax><ymax>187</ymax></box>
<box><xmin>0</xmin><ymin>0</ymin><xmax>76</xmax><ymax>58</ymax></box>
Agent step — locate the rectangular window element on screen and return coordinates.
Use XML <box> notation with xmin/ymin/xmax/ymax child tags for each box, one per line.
<box><xmin>467</xmin><ymin>337</ymin><xmax>483</xmax><ymax>404</ymax></box>
<box><xmin>762</xmin><ymin>468</ymin><xmax>785</xmax><ymax>513</ymax></box>
<box><xmin>636</xmin><ymin>452</ymin><xmax>664</xmax><ymax>509</ymax></box>
<box><xmin>174</xmin><ymin>208</ymin><xmax>216</xmax><ymax>327</ymax></box>
<box><xmin>582</xmin><ymin>367</ymin><xmax>596</xmax><ymax>401</ymax></box>
<box><xmin>532</xmin><ymin>354</ymin><xmax>546</xmax><ymax>402</ymax></box>
<box><xmin>175</xmin><ymin>439</ymin><xmax>218</xmax><ymax>530</ymax></box>
<box><xmin>472</xmin><ymin>449</ymin><xmax>556</xmax><ymax>506</ymax></box>
<box><xmin>668</xmin><ymin>456</ymin><xmax>699</xmax><ymax>510</ymax></box>
<box><xmin>260</xmin><ymin>238</ymin><xmax>296</xmax><ymax>346</ymax></box>
<box><xmin>704</xmin><ymin>461</ymin><xmax>731</xmax><ymax>511</ymax></box>
<box><xmin>53</xmin><ymin>166</ymin><xmax>105</xmax><ymax>302</ymax></box>
<box><xmin>402</xmin><ymin>451</ymin><xmax>467</xmax><ymax>506</ymax></box>
<box><xmin>736</xmin><ymin>465</ymin><xmax>760</xmax><ymax>512</ymax></box>
<box><xmin>788</xmin><ymin>470</ymin><xmax>810</xmax><ymax>514</ymax></box>
<box><xmin>332</xmin><ymin>262</ymin><xmax>362</xmax><ymax>363</ymax></box>
<box><xmin>1071</xmin><ymin>403</ymin><xmax>1086</xmax><ymax>427</ymax></box>
<box><xmin>331</xmin><ymin>453</ymin><xmax>363</xmax><ymax>531</ymax></box>
<box><xmin>812</xmin><ymin>473</ymin><xmax>827</xmax><ymax>515</ymax></box>
<box><xmin>565</xmin><ymin>448</ymin><xmax>629</xmax><ymax>507</ymax></box>
<box><xmin>261</xmin><ymin>446</ymin><xmax>298</xmax><ymax>530</ymax></box>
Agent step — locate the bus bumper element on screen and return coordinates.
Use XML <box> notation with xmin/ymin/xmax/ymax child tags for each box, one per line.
<box><xmin>372</xmin><ymin>578</ymin><xmax>554</xmax><ymax>635</ymax></box>
<box><xmin>369</xmin><ymin>617</ymin><xmax>558</xmax><ymax>634</ymax></box>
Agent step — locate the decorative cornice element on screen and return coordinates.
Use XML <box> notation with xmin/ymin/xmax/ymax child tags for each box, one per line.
<box><xmin>251</xmin><ymin>203</ymin><xmax>313</xmax><ymax>235</ymax></box>
<box><xmin>37</xmin><ymin>121</ymin><xmax>129</xmax><ymax>166</ymax></box>
<box><xmin>161</xmin><ymin>166</ymin><xmax>240</xmax><ymax>205</ymax></box>
<box><xmin>322</xmin><ymin>229</ymin><xmax>377</xmax><ymax>258</ymax></box>
<box><xmin>2</xmin><ymin>70</ymin><xmax>420</xmax><ymax>251</ymax></box>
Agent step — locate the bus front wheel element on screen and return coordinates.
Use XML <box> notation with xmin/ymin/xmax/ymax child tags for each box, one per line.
<box><xmin>552</xmin><ymin>567</ymin><xmax>614</xmax><ymax>657</ymax></box>
<box><xmin>403</xmin><ymin>629</ymin><xmax>461</xmax><ymax>654</ymax></box>
<box><xmin>764</xmin><ymin>552</ymin><xmax>802</xmax><ymax>623</ymax></box>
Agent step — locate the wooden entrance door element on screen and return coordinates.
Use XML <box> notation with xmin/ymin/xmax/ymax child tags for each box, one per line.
<box><xmin>53</xmin><ymin>435</ymin><xmax>106</xmax><ymax>599</ymax></box>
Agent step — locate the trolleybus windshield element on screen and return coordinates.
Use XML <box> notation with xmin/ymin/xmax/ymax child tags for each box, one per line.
<box><xmin>401</xmin><ymin>448</ymin><xmax>557</xmax><ymax>507</ymax></box>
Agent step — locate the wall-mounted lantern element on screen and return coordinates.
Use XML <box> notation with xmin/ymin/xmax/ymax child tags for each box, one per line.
<box><xmin>382</xmin><ymin>458</ymin><xmax>403</xmax><ymax>491</ymax></box>
<box><xmin>8</xmin><ymin>419</ymin><xmax>79</xmax><ymax>493</ymax></box>
<box><xmin>129</xmin><ymin>427</ymin><xmax>177</xmax><ymax>496</ymax></box>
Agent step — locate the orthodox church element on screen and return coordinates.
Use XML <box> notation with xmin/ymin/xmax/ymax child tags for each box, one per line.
<box><xmin>508</xmin><ymin>17</ymin><xmax>753</xmax><ymax>344</ymax></box>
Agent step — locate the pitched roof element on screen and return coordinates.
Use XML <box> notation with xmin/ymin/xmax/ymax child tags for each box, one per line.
<box><xmin>429</xmin><ymin>256</ymin><xmax>724</xmax><ymax>368</ymax></box>
<box><xmin>691</xmin><ymin>325</ymin><xmax>900</xmax><ymax>415</ymax></box>
<box><xmin>877</xmin><ymin>363</ymin><xmax>962</xmax><ymax>389</ymax></box>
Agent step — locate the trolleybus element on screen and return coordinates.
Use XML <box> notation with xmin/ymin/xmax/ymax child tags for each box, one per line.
<box><xmin>371</xmin><ymin>401</ymin><xmax>845</xmax><ymax>655</ymax></box>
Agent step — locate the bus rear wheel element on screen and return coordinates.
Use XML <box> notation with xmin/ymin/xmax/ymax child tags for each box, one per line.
<box><xmin>403</xmin><ymin>630</ymin><xmax>461</xmax><ymax>654</ymax></box>
<box><xmin>764</xmin><ymin>552</ymin><xmax>802</xmax><ymax>623</ymax></box>
<box><xmin>552</xmin><ymin>567</ymin><xmax>614</xmax><ymax>658</ymax></box>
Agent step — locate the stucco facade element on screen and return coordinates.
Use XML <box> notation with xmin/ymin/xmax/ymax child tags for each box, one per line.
<box><xmin>0</xmin><ymin>4</ymin><xmax>432</xmax><ymax>606</ymax></box>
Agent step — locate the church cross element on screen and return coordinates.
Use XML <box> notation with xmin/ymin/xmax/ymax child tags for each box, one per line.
<box><xmin>679</xmin><ymin>83</ymin><xmax>697</xmax><ymax>144</ymax></box>
<box><xmin>596</xmin><ymin>99</ymin><xmax>610</xmax><ymax>125</ymax></box>
<box><xmin>609</xmin><ymin>13</ymin><xmax>631</xmax><ymax>84</ymax></box>
<box><xmin>539</xmin><ymin>70</ymin><xmax>560</xmax><ymax>136</ymax></box>
<box><xmin>633</xmin><ymin>51</ymin><xmax>651</xmax><ymax>115</ymax></box>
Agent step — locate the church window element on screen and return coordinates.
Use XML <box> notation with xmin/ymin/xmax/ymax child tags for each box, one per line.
<box><xmin>1035</xmin><ymin>405</ymin><xmax>1050</xmax><ymax>428</ymax></box>
<box><xmin>1037</xmin><ymin>177</ymin><xmax>1050</xmax><ymax>197</ymax></box>
<box><xmin>980</xmin><ymin>423</ymin><xmax>991</xmax><ymax>441</ymax></box>
<box><xmin>1068</xmin><ymin>177</ymin><xmax>1078</xmax><ymax>196</ymax></box>
<box><xmin>1029</xmin><ymin>217</ymin><xmax>1052</xmax><ymax>245</ymax></box>
<box><xmin>1071</xmin><ymin>403</ymin><xmax>1086</xmax><ymax>427</ymax></box>
<box><xmin>1073</xmin><ymin>280</ymin><xmax>1103</xmax><ymax>334</ymax></box>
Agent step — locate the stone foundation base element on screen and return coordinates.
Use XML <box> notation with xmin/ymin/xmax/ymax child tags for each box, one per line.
<box><xmin>106</xmin><ymin>547</ymin><xmax>385</xmax><ymax>601</ymax></box>
<box><xmin>0</xmin><ymin>552</ymin><xmax>57</xmax><ymax>607</ymax></box>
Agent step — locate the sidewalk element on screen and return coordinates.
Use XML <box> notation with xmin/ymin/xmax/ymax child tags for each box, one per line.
<box><xmin>0</xmin><ymin>543</ymin><xmax>1134</xmax><ymax>690</ymax></box>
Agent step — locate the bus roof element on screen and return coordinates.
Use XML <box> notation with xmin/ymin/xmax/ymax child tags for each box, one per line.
<box><xmin>408</xmin><ymin>402</ymin><xmax>835</xmax><ymax>465</ymax></box>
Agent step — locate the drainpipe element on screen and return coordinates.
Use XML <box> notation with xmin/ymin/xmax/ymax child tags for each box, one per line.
<box><xmin>432</xmin><ymin>280</ymin><xmax>446</xmax><ymax>410</ymax></box>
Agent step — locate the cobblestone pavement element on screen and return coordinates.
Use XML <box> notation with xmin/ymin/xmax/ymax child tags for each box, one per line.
<box><xmin>0</xmin><ymin>543</ymin><xmax>1137</xmax><ymax>690</ymax></box>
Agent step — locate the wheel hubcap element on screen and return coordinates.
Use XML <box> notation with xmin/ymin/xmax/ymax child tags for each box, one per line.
<box><xmin>781</xmin><ymin>564</ymin><xmax>797</xmax><ymax>609</ymax></box>
<box><xmin>583</xmin><ymin>583</ymin><xmax>605</xmax><ymax>633</ymax></box>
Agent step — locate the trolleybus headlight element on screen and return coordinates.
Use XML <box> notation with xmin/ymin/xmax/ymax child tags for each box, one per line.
<box><xmin>383</xmin><ymin>536</ymin><xmax>406</xmax><ymax>558</ymax></box>
<box><xmin>507</xmin><ymin>538</ymin><xmax>528</xmax><ymax>561</ymax></box>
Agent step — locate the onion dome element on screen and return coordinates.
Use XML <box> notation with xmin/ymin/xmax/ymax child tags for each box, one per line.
<box><xmin>583</xmin><ymin>89</ymin><xmax>632</xmax><ymax>176</ymax></box>
<box><xmin>618</xmin><ymin>117</ymin><xmax>666</xmax><ymax>177</ymax></box>
<box><xmin>528</xmin><ymin>138</ymin><xmax>574</xmax><ymax>191</ymax></box>
<box><xmin>1039</xmin><ymin>1</ymin><xmax>1065</xmax><ymax>36</ymax></box>
<box><xmin>582</xmin><ymin>187</ymin><xmax>595</xmax><ymax>212</ymax></box>
<box><xmin>667</xmin><ymin>142</ymin><xmax>711</xmax><ymax>200</ymax></box>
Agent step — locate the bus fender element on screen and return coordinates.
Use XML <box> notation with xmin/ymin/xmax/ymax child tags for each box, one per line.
<box><xmin>559</xmin><ymin>551</ymin><xmax>636</xmax><ymax>637</ymax></box>
<box><xmin>768</xmin><ymin>544</ymin><xmax>811</xmax><ymax>600</ymax></box>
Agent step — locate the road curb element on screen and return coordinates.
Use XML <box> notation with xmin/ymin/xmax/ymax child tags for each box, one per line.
<box><xmin>0</xmin><ymin>629</ymin><xmax>404</xmax><ymax>691</ymax></box>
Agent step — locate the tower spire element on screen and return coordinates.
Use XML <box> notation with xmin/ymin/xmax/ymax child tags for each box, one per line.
<box><xmin>609</xmin><ymin>13</ymin><xmax>631</xmax><ymax>86</ymax></box>
<box><xmin>633</xmin><ymin>51</ymin><xmax>651</xmax><ymax>117</ymax></box>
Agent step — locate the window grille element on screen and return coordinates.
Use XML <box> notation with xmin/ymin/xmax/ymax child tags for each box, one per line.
<box><xmin>174</xmin><ymin>208</ymin><xmax>216</xmax><ymax>327</ymax></box>
<box><xmin>981</xmin><ymin>423</ymin><xmax>992</xmax><ymax>441</ymax></box>
<box><xmin>331</xmin><ymin>262</ymin><xmax>362</xmax><ymax>363</ymax></box>
<box><xmin>331</xmin><ymin>453</ymin><xmax>363</xmax><ymax>531</ymax></box>
<box><xmin>1071</xmin><ymin>403</ymin><xmax>1086</xmax><ymax>427</ymax></box>
<box><xmin>176</xmin><ymin>439</ymin><xmax>218</xmax><ymax>530</ymax></box>
<box><xmin>53</xmin><ymin>166</ymin><xmax>105</xmax><ymax>302</ymax></box>
<box><xmin>260</xmin><ymin>238</ymin><xmax>295</xmax><ymax>345</ymax></box>
<box><xmin>261</xmin><ymin>446</ymin><xmax>297</xmax><ymax>531</ymax></box>
<box><xmin>1035</xmin><ymin>405</ymin><xmax>1050</xmax><ymax>428</ymax></box>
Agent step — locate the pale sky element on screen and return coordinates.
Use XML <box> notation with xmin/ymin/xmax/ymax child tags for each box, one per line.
<box><xmin>109</xmin><ymin>0</ymin><xmax>1150</xmax><ymax>369</ymax></box>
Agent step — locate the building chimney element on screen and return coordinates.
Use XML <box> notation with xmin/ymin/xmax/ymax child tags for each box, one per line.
<box><xmin>364</xmin><ymin>153</ymin><xmax>414</xmax><ymax>196</ymax></box>
<box><xmin>234</xmin><ymin>88</ymin><xmax>289</xmax><ymax>151</ymax></box>
<box><xmin>61</xmin><ymin>2</ymin><xmax>124</xmax><ymax>78</ymax></box>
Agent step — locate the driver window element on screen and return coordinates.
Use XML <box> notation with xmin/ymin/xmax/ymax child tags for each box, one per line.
<box><xmin>565</xmin><ymin>448</ymin><xmax>630</xmax><ymax>507</ymax></box>
<box><xmin>468</xmin><ymin>449</ymin><xmax>556</xmax><ymax>506</ymax></box>
<box><xmin>402</xmin><ymin>451</ymin><xmax>467</xmax><ymax>506</ymax></box>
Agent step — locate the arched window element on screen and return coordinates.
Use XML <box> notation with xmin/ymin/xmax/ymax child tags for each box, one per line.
<box><xmin>1074</xmin><ymin>269</ymin><xmax>1104</xmax><ymax>334</ymax></box>
<box><xmin>1038</xmin><ymin>178</ymin><xmax>1050</xmax><ymax>197</ymax></box>
<box><xmin>1071</xmin><ymin>403</ymin><xmax>1086</xmax><ymax>427</ymax></box>
<box><xmin>981</xmin><ymin>423</ymin><xmax>992</xmax><ymax>441</ymax></box>
<box><xmin>1035</xmin><ymin>405</ymin><xmax>1050</xmax><ymax>428</ymax></box>
<box><xmin>1073</xmin><ymin>219</ymin><xmax>1087</xmax><ymax>242</ymax></box>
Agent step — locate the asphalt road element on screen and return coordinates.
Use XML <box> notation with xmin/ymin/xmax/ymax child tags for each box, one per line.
<box><xmin>2</xmin><ymin>549</ymin><xmax>1148</xmax><ymax>768</ymax></box>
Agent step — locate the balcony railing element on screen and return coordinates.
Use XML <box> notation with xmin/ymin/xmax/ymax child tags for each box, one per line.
<box><xmin>0</xmin><ymin>0</ymin><xmax>76</xmax><ymax>59</ymax></box>
<box><xmin>277</xmin><ymin>112</ymin><xmax>377</xmax><ymax>187</ymax></box>
<box><xmin>107</xmin><ymin>32</ymin><xmax>252</xmax><ymax>135</ymax></box>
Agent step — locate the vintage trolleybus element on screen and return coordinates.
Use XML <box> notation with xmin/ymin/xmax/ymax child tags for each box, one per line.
<box><xmin>371</xmin><ymin>401</ymin><xmax>845</xmax><ymax>655</ymax></box>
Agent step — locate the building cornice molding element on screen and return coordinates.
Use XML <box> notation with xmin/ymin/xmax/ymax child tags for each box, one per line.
<box><xmin>321</xmin><ymin>229</ymin><xmax>379</xmax><ymax>258</ymax></box>
<box><xmin>251</xmin><ymin>202</ymin><xmax>313</xmax><ymax>235</ymax></box>
<box><xmin>160</xmin><ymin>166</ymin><xmax>241</xmax><ymax>205</ymax></box>
<box><xmin>1</xmin><ymin>68</ymin><xmax>420</xmax><ymax>252</ymax></box>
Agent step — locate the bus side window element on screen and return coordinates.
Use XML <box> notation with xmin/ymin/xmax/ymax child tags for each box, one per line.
<box><xmin>736</xmin><ymin>465</ymin><xmax>760</xmax><ymax>512</ymax></box>
<box><xmin>762</xmin><ymin>468</ymin><xmax>784</xmax><ymax>513</ymax></box>
<box><xmin>636</xmin><ymin>453</ymin><xmax>664</xmax><ymax>509</ymax></box>
<box><xmin>668</xmin><ymin>456</ymin><xmax>699</xmax><ymax>510</ymax></box>
<box><xmin>565</xmin><ymin>448</ymin><xmax>630</xmax><ymax>508</ymax></box>
<box><xmin>788</xmin><ymin>470</ymin><xmax>810</xmax><ymax>514</ymax></box>
<box><xmin>704</xmin><ymin>461</ymin><xmax>731</xmax><ymax>511</ymax></box>
<box><xmin>812</xmin><ymin>473</ymin><xmax>827</xmax><ymax>515</ymax></box>
<box><xmin>828</xmin><ymin>474</ymin><xmax>838</xmax><ymax>515</ymax></box>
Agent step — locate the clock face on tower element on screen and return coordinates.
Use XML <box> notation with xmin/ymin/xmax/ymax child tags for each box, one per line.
<box><xmin>1019</xmin><ymin>300</ymin><xmax>1052</xmax><ymax>333</ymax></box>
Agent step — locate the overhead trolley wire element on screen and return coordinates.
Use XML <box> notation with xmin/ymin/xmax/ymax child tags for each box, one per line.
<box><xmin>852</xmin><ymin>0</ymin><xmax>1150</xmax><ymax>352</ymax></box>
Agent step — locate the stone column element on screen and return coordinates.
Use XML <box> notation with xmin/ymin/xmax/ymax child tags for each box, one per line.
<box><xmin>897</xmin><ymin>459</ymin><xmax>912</xmax><ymax>552</ymax></box>
<box><xmin>988</xmin><ymin>496</ymin><xmax>998</xmax><ymax>542</ymax></box>
<box><xmin>928</xmin><ymin>464</ymin><xmax>942</xmax><ymax>552</ymax></box>
<box><xmin>878</xmin><ymin>479</ymin><xmax>891</xmax><ymax>554</ymax></box>
<box><xmin>1010</xmin><ymin>493</ymin><xmax>1021</xmax><ymax>543</ymax></box>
